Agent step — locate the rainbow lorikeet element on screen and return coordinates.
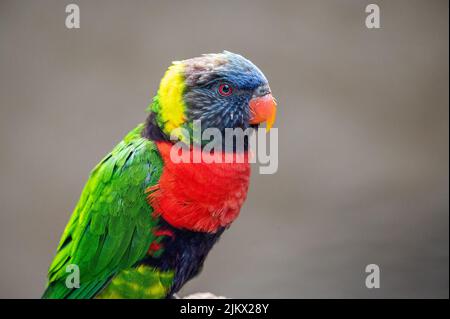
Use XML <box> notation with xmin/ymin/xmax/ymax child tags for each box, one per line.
<box><xmin>42</xmin><ymin>51</ymin><xmax>277</xmax><ymax>299</ymax></box>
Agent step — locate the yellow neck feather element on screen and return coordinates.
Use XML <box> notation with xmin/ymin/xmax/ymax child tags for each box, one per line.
<box><xmin>156</xmin><ymin>62</ymin><xmax>187</xmax><ymax>135</ymax></box>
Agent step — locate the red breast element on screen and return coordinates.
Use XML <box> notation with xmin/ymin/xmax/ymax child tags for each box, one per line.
<box><xmin>146</xmin><ymin>141</ymin><xmax>251</xmax><ymax>233</ymax></box>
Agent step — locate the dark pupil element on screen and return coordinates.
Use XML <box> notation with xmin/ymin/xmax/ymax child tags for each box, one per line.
<box><xmin>222</xmin><ymin>85</ymin><xmax>230</xmax><ymax>93</ymax></box>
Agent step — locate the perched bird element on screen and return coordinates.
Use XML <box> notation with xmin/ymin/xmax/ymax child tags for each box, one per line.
<box><xmin>42</xmin><ymin>51</ymin><xmax>277</xmax><ymax>299</ymax></box>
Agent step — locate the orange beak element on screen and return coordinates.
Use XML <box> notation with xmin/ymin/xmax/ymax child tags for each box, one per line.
<box><xmin>249</xmin><ymin>93</ymin><xmax>277</xmax><ymax>132</ymax></box>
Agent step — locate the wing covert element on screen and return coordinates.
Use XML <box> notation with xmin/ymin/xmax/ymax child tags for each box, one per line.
<box><xmin>43</xmin><ymin>125</ymin><xmax>163</xmax><ymax>298</ymax></box>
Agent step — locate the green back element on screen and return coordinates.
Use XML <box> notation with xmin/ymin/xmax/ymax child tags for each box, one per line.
<box><xmin>43</xmin><ymin>124</ymin><xmax>172</xmax><ymax>299</ymax></box>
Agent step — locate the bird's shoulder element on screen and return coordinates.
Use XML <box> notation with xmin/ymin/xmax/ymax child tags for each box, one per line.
<box><xmin>44</xmin><ymin>124</ymin><xmax>165</xmax><ymax>298</ymax></box>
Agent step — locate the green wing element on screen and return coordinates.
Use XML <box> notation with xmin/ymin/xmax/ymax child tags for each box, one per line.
<box><xmin>43</xmin><ymin>124</ymin><xmax>167</xmax><ymax>299</ymax></box>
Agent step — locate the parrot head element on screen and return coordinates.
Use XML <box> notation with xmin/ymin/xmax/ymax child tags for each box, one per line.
<box><xmin>145</xmin><ymin>51</ymin><xmax>277</xmax><ymax>144</ymax></box>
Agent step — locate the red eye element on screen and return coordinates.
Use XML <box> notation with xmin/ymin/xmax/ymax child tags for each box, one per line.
<box><xmin>218</xmin><ymin>83</ymin><xmax>233</xmax><ymax>97</ymax></box>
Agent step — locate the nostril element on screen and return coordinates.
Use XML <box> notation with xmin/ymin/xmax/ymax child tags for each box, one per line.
<box><xmin>254</xmin><ymin>85</ymin><xmax>271</xmax><ymax>97</ymax></box>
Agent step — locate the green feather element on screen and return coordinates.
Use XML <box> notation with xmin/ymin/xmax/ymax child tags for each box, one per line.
<box><xmin>42</xmin><ymin>124</ymin><xmax>168</xmax><ymax>299</ymax></box>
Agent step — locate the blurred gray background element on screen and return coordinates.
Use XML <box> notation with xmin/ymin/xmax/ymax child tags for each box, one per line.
<box><xmin>0</xmin><ymin>0</ymin><xmax>448</xmax><ymax>298</ymax></box>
